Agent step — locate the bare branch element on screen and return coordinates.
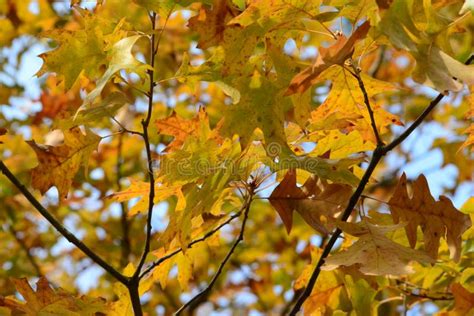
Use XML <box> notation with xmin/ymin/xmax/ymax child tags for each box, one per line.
<box><xmin>174</xmin><ymin>192</ymin><xmax>255</xmax><ymax>315</ymax></box>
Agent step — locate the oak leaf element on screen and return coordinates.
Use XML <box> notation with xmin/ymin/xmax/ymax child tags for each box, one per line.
<box><xmin>0</xmin><ymin>277</ymin><xmax>107</xmax><ymax>315</ymax></box>
<box><xmin>286</xmin><ymin>20</ymin><xmax>371</xmax><ymax>95</ymax></box>
<box><xmin>322</xmin><ymin>219</ymin><xmax>435</xmax><ymax>275</ymax></box>
<box><xmin>269</xmin><ymin>170</ymin><xmax>352</xmax><ymax>234</ymax></box>
<box><xmin>107</xmin><ymin>179</ymin><xmax>186</xmax><ymax>216</ymax></box>
<box><xmin>379</xmin><ymin>0</ymin><xmax>474</xmax><ymax>92</ymax></box>
<box><xmin>37</xmin><ymin>10</ymin><xmax>114</xmax><ymax>90</ymax></box>
<box><xmin>155</xmin><ymin>107</ymin><xmax>222</xmax><ymax>152</ymax></box>
<box><xmin>308</xmin><ymin>66</ymin><xmax>402</xmax><ymax>143</ymax></box>
<box><xmin>28</xmin><ymin>127</ymin><xmax>101</xmax><ymax>199</ymax></box>
<box><xmin>81</xmin><ymin>35</ymin><xmax>149</xmax><ymax>109</ymax></box>
<box><xmin>388</xmin><ymin>173</ymin><xmax>472</xmax><ymax>261</ymax></box>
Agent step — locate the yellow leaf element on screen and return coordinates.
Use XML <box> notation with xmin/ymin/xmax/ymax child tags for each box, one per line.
<box><xmin>0</xmin><ymin>277</ymin><xmax>107</xmax><ymax>315</ymax></box>
<box><xmin>107</xmin><ymin>179</ymin><xmax>185</xmax><ymax>216</ymax></box>
<box><xmin>37</xmin><ymin>10</ymin><xmax>115</xmax><ymax>90</ymax></box>
<box><xmin>309</xmin><ymin>66</ymin><xmax>401</xmax><ymax>143</ymax></box>
<box><xmin>176</xmin><ymin>252</ymin><xmax>193</xmax><ymax>290</ymax></box>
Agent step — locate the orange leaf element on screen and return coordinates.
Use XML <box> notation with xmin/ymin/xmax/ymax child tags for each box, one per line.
<box><xmin>286</xmin><ymin>20</ymin><xmax>371</xmax><ymax>95</ymax></box>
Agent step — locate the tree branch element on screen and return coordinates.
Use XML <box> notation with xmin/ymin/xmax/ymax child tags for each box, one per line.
<box><xmin>174</xmin><ymin>193</ymin><xmax>254</xmax><ymax>315</ymax></box>
<box><xmin>134</xmin><ymin>12</ymin><xmax>158</xmax><ymax>281</ymax></box>
<box><xmin>288</xmin><ymin>54</ymin><xmax>474</xmax><ymax>315</ymax></box>
<box><xmin>0</xmin><ymin>160</ymin><xmax>128</xmax><ymax>285</ymax></box>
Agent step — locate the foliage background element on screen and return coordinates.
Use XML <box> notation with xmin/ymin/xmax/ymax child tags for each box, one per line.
<box><xmin>0</xmin><ymin>0</ymin><xmax>473</xmax><ymax>315</ymax></box>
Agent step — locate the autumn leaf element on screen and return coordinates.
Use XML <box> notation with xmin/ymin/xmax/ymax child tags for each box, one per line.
<box><xmin>176</xmin><ymin>50</ymin><xmax>241</xmax><ymax>104</ymax></box>
<box><xmin>269</xmin><ymin>170</ymin><xmax>353</xmax><ymax>234</ymax></box>
<box><xmin>307</xmin><ymin>66</ymin><xmax>402</xmax><ymax>143</ymax></box>
<box><xmin>388</xmin><ymin>173</ymin><xmax>472</xmax><ymax>261</ymax></box>
<box><xmin>322</xmin><ymin>219</ymin><xmax>435</xmax><ymax>275</ymax></box>
<box><xmin>285</xmin><ymin>20</ymin><xmax>371</xmax><ymax>95</ymax></box>
<box><xmin>378</xmin><ymin>0</ymin><xmax>474</xmax><ymax>92</ymax></box>
<box><xmin>27</xmin><ymin>127</ymin><xmax>101</xmax><ymax>199</ymax></box>
<box><xmin>81</xmin><ymin>35</ymin><xmax>150</xmax><ymax>109</ymax></box>
<box><xmin>0</xmin><ymin>277</ymin><xmax>107</xmax><ymax>315</ymax></box>
<box><xmin>447</xmin><ymin>283</ymin><xmax>474</xmax><ymax>315</ymax></box>
<box><xmin>107</xmin><ymin>178</ymin><xmax>186</xmax><ymax>216</ymax></box>
<box><xmin>460</xmin><ymin>87</ymin><xmax>474</xmax><ymax>152</ymax></box>
<box><xmin>37</xmin><ymin>9</ymin><xmax>115</xmax><ymax>90</ymax></box>
<box><xmin>155</xmin><ymin>107</ymin><xmax>222</xmax><ymax>152</ymax></box>
<box><xmin>0</xmin><ymin>127</ymin><xmax>6</xmax><ymax>144</ymax></box>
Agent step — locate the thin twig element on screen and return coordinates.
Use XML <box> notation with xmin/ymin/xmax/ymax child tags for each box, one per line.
<box><xmin>174</xmin><ymin>192</ymin><xmax>255</xmax><ymax>315</ymax></box>
<box><xmin>347</xmin><ymin>60</ymin><xmax>383</xmax><ymax>146</ymax></box>
<box><xmin>139</xmin><ymin>208</ymin><xmax>244</xmax><ymax>280</ymax></box>
<box><xmin>110</xmin><ymin>116</ymin><xmax>143</xmax><ymax>137</ymax></box>
<box><xmin>288</xmin><ymin>54</ymin><xmax>474</xmax><ymax>315</ymax></box>
<box><xmin>0</xmin><ymin>160</ymin><xmax>129</xmax><ymax>285</ymax></box>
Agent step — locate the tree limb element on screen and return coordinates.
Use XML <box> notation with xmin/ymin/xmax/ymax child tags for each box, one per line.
<box><xmin>288</xmin><ymin>54</ymin><xmax>474</xmax><ymax>315</ymax></box>
<box><xmin>0</xmin><ymin>160</ymin><xmax>128</xmax><ymax>285</ymax></box>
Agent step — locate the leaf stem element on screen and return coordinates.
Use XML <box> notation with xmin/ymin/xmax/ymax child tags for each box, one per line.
<box><xmin>0</xmin><ymin>160</ymin><xmax>128</xmax><ymax>285</ymax></box>
<box><xmin>288</xmin><ymin>54</ymin><xmax>473</xmax><ymax>315</ymax></box>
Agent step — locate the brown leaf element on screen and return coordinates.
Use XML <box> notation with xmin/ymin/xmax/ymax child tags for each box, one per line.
<box><xmin>388</xmin><ymin>173</ymin><xmax>472</xmax><ymax>261</ymax></box>
<box><xmin>269</xmin><ymin>170</ymin><xmax>352</xmax><ymax>234</ymax></box>
<box><xmin>187</xmin><ymin>0</ymin><xmax>240</xmax><ymax>50</ymax></box>
<box><xmin>28</xmin><ymin>127</ymin><xmax>101</xmax><ymax>199</ymax></box>
<box><xmin>0</xmin><ymin>127</ymin><xmax>6</xmax><ymax>144</ymax></box>
<box><xmin>285</xmin><ymin>20</ymin><xmax>371</xmax><ymax>95</ymax></box>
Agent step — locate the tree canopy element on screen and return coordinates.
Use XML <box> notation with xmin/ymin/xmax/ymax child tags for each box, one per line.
<box><xmin>0</xmin><ymin>0</ymin><xmax>473</xmax><ymax>315</ymax></box>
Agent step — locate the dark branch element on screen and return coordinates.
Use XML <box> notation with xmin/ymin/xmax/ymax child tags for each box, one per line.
<box><xmin>134</xmin><ymin>12</ymin><xmax>158</xmax><ymax>281</ymax></box>
<box><xmin>288</xmin><ymin>54</ymin><xmax>474</xmax><ymax>315</ymax></box>
<box><xmin>0</xmin><ymin>160</ymin><xmax>128</xmax><ymax>285</ymax></box>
